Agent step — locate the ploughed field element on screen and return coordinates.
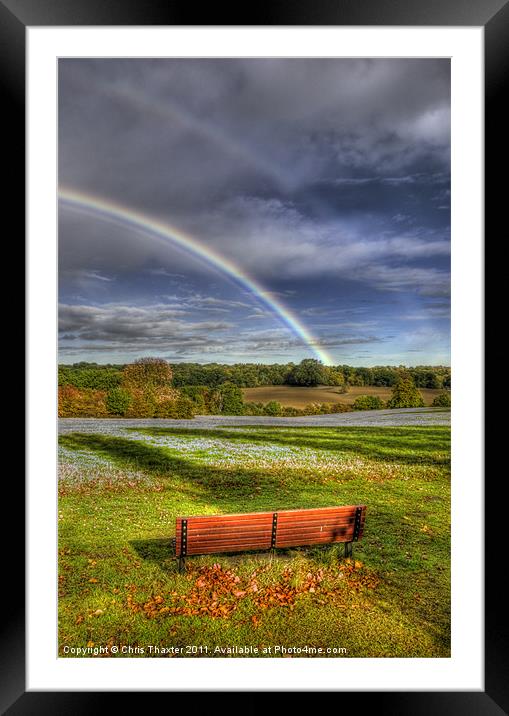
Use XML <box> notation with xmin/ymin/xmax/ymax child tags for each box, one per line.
<box><xmin>242</xmin><ymin>384</ymin><xmax>444</xmax><ymax>407</ymax></box>
<box><xmin>58</xmin><ymin>421</ymin><xmax>450</xmax><ymax>658</ymax></box>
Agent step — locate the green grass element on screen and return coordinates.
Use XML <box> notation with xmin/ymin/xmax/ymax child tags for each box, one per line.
<box><xmin>58</xmin><ymin>425</ymin><xmax>450</xmax><ymax>658</ymax></box>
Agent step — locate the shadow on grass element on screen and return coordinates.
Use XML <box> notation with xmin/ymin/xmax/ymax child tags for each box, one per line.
<box><xmin>130</xmin><ymin>538</ymin><xmax>177</xmax><ymax>574</ymax></box>
<box><xmin>59</xmin><ymin>432</ymin><xmax>449</xmax><ymax>571</ymax></box>
<box><xmin>130</xmin><ymin>537</ymin><xmax>274</xmax><ymax>570</ymax></box>
<box><xmin>129</xmin><ymin>537</ymin><xmax>350</xmax><ymax>575</ymax></box>
<box><xmin>59</xmin><ymin>432</ymin><xmax>301</xmax><ymax>503</ymax></box>
<box><xmin>129</xmin><ymin>425</ymin><xmax>450</xmax><ymax>466</ymax></box>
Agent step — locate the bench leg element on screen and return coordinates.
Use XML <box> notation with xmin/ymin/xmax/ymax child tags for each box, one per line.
<box><xmin>344</xmin><ymin>542</ymin><xmax>353</xmax><ymax>560</ymax></box>
<box><xmin>178</xmin><ymin>557</ymin><xmax>186</xmax><ymax>573</ymax></box>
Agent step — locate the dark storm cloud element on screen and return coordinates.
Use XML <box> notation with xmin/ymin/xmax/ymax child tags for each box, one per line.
<box><xmin>59</xmin><ymin>58</ymin><xmax>450</xmax><ymax>216</ymax></box>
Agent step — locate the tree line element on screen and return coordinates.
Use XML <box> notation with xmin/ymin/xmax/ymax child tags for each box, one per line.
<box><xmin>58</xmin><ymin>358</ymin><xmax>450</xmax><ymax>419</ymax></box>
<box><xmin>59</xmin><ymin>359</ymin><xmax>451</xmax><ymax>391</ymax></box>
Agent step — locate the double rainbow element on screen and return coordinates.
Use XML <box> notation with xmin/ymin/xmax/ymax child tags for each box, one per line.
<box><xmin>59</xmin><ymin>187</ymin><xmax>333</xmax><ymax>365</ymax></box>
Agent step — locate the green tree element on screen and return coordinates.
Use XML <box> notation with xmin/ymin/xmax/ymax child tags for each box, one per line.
<box><xmin>288</xmin><ymin>359</ymin><xmax>327</xmax><ymax>387</ymax></box>
<box><xmin>216</xmin><ymin>382</ymin><xmax>245</xmax><ymax>415</ymax></box>
<box><xmin>355</xmin><ymin>367</ymin><xmax>373</xmax><ymax>386</ymax></box>
<box><xmin>323</xmin><ymin>366</ymin><xmax>346</xmax><ymax>387</ymax></box>
<box><xmin>432</xmin><ymin>392</ymin><xmax>451</xmax><ymax>407</ymax></box>
<box><xmin>179</xmin><ymin>385</ymin><xmax>209</xmax><ymax>412</ymax></box>
<box><xmin>263</xmin><ymin>400</ymin><xmax>283</xmax><ymax>416</ymax></box>
<box><xmin>58</xmin><ymin>365</ymin><xmax>122</xmax><ymax>390</ymax></box>
<box><xmin>371</xmin><ymin>367</ymin><xmax>398</xmax><ymax>387</ymax></box>
<box><xmin>106</xmin><ymin>387</ymin><xmax>132</xmax><ymax>416</ymax></box>
<box><xmin>387</xmin><ymin>378</ymin><xmax>425</xmax><ymax>409</ymax></box>
<box><xmin>243</xmin><ymin>402</ymin><xmax>265</xmax><ymax>416</ymax></box>
<box><xmin>352</xmin><ymin>395</ymin><xmax>385</xmax><ymax>411</ymax></box>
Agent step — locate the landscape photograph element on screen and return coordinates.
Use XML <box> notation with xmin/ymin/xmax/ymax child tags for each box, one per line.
<box><xmin>58</xmin><ymin>58</ymin><xmax>451</xmax><ymax>658</ymax></box>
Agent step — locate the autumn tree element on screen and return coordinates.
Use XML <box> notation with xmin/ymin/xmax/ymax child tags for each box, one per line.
<box><xmin>121</xmin><ymin>358</ymin><xmax>178</xmax><ymax>418</ymax></box>
<box><xmin>58</xmin><ymin>385</ymin><xmax>108</xmax><ymax>417</ymax></box>
<box><xmin>121</xmin><ymin>357</ymin><xmax>173</xmax><ymax>391</ymax></box>
<box><xmin>387</xmin><ymin>377</ymin><xmax>424</xmax><ymax>409</ymax></box>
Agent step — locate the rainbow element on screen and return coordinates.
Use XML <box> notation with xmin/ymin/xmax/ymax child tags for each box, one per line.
<box><xmin>59</xmin><ymin>187</ymin><xmax>333</xmax><ymax>365</ymax></box>
<box><xmin>105</xmin><ymin>83</ymin><xmax>291</xmax><ymax>190</ymax></box>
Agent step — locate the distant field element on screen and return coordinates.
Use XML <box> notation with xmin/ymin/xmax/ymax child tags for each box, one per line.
<box><xmin>242</xmin><ymin>385</ymin><xmax>443</xmax><ymax>408</ymax></box>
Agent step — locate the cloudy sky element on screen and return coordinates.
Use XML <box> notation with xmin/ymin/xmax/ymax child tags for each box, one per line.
<box><xmin>58</xmin><ymin>58</ymin><xmax>450</xmax><ymax>366</ymax></box>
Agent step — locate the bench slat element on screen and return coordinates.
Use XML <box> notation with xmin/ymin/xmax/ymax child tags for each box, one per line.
<box><xmin>275</xmin><ymin>517</ymin><xmax>356</xmax><ymax>529</ymax></box>
<box><xmin>182</xmin><ymin>530</ymin><xmax>274</xmax><ymax>541</ymax></box>
<box><xmin>277</xmin><ymin>514</ymin><xmax>356</xmax><ymax>524</ymax></box>
<box><xmin>177</xmin><ymin>520</ymin><xmax>272</xmax><ymax>534</ymax></box>
<box><xmin>278</xmin><ymin>506</ymin><xmax>361</xmax><ymax>518</ymax></box>
<box><xmin>177</xmin><ymin>505</ymin><xmax>362</xmax><ymax>522</ymax></box>
<box><xmin>277</xmin><ymin>534</ymin><xmax>355</xmax><ymax>547</ymax></box>
<box><xmin>185</xmin><ymin>542</ymin><xmax>272</xmax><ymax>556</ymax></box>
<box><xmin>175</xmin><ymin>506</ymin><xmax>366</xmax><ymax>557</ymax></box>
<box><xmin>182</xmin><ymin>527</ymin><xmax>273</xmax><ymax>538</ymax></box>
<box><xmin>275</xmin><ymin>524</ymin><xmax>356</xmax><ymax>536</ymax></box>
<box><xmin>179</xmin><ymin>518</ymin><xmax>358</xmax><ymax>539</ymax></box>
<box><xmin>178</xmin><ymin>527</ymin><xmax>363</xmax><ymax>547</ymax></box>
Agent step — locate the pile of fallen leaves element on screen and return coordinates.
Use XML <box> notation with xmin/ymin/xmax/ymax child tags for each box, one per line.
<box><xmin>252</xmin><ymin>566</ymin><xmax>321</xmax><ymax>610</ymax></box>
<box><xmin>127</xmin><ymin>564</ymin><xmax>247</xmax><ymax>619</ymax></box>
<box><xmin>340</xmin><ymin>560</ymin><xmax>381</xmax><ymax>591</ymax></box>
<box><xmin>126</xmin><ymin>560</ymin><xmax>380</xmax><ymax>621</ymax></box>
<box><xmin>166</xmin><ymin>564</ymin><xmax>242</xmax><ymax>618</ymax></box>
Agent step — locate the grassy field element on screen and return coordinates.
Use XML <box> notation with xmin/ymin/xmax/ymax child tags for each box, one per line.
<box><xmin>58</xmin><ymin>423</ymin><xmax>450</xmax><ymax>658</ymax></box>
<box><xmin>241</xmin><ymin>385</ymin><xmax>443</xmax><ymax>407</ymax></box>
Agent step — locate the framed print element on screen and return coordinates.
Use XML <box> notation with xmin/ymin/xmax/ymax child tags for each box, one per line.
<box><xmin>4</xmin><ymin>0</ymin><xmax>501</xmax><ymax>710</ymax></box>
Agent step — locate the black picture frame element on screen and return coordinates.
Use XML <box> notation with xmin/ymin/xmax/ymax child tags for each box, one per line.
<box><xmin>5</xmin><ymin>0</ymin><xmax>499</xmax><ymax>712</ymax></box>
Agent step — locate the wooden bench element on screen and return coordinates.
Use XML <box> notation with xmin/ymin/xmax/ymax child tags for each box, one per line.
<box><xmin>173</xmin><ymin>505</ymin><xmax>366</xmax><ymax>572</ymax></box>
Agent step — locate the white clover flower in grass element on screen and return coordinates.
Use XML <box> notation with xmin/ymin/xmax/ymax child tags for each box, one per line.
<box><xmin>58</xmin><ymin>445</ymin><xmax>157</xmax><ymax>487</ymax></box>
<box><xmin>59</xmin><ymin>427</ymin><xmax>373</xmax><ymax>476</ymax></box>
<box><xmin>58</xmin><ymin>423</ymin><xmax>393</xmax><ymax>482</ymax></box>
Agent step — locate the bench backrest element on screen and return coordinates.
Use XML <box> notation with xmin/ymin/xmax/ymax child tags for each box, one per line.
<box><xmin>175</xmin><ymin>505</ymin><xmax>366</xmax><ymax>557</ymax></box>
